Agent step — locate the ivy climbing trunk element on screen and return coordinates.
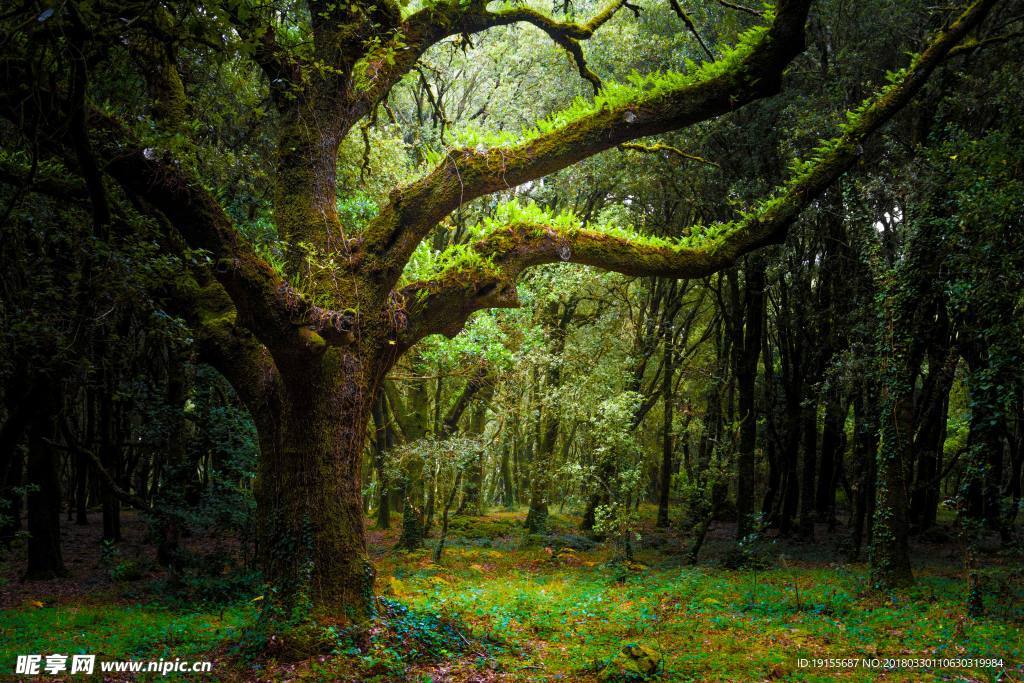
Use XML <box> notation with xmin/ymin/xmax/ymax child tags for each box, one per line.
<box><xmin>869</xmin><ymin>384</ymin><xmax>914</xmax><ymax>589</ymax></box>
<box><xmin>255</xmin><ymin>348</ymin><xmax>378</xmax><ymax>623</ymax></box>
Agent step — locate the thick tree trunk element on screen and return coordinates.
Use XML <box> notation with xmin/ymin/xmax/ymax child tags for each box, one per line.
<box><xmin>255</xmin><ymin>349</ymin><xmax>377</xmax><ymax>623</ymax></box>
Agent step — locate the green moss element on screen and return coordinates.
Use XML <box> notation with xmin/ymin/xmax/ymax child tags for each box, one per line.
<box><xmin>194</xmin><ymin>280</ymin><xmax>238</xmax><ymax>332</ymax></box>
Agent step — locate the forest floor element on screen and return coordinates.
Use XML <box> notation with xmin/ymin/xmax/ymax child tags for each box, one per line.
<box><xmin>0</xmin><ymin>507</ymin><xmax>1021</xmax><ymax>682</ymax></box>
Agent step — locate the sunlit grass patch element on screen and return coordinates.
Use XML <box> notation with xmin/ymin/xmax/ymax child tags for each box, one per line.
<box><xmin>0</xmin><ymin>603</ymin><xmax>250</xmax><ymax>664</ymax></box>
<box><xmin>383</xmin><ymin>540</ymin><xmax>1023</xmax><ymax>682</ymax></box>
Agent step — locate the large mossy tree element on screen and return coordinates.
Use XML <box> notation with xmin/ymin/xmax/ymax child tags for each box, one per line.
<box><xmin>0</xmin><ymin>0</ymin><xmax>998</xmax><ymax>622</ymax></box>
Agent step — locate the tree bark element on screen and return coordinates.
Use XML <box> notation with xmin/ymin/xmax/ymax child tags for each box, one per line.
<box><xmin>255</xmin><ymin>350</ymin><xmax>378</xmax><ymax>622</ymax></box>
<box><xmin>869</xmin><ymin>387</ymin><xmax>914</xmax><ymax>589</ymax></box>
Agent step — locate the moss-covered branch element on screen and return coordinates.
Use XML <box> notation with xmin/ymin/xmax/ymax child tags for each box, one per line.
<box><xmin>361</xmin><ymin>0</ymin><xmax>813</xmax><ymax>293</ymax></box>
<box><xmin>101</xmin><ymin>135</ymin><xmax>355</xmax><ymax>353</ymax></box>
<box><xmin>398</xmin><ymin>0</ymin><xmax>997</xmax><ymax>347</ymax></box>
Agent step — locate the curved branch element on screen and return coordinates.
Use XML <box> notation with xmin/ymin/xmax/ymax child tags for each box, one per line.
<box><xmin>397</xmin><ymin>0</ymin><xmax>997</xmax><ymax>348</ymax></box>
<box><xmin>101</xmin><ymin>137</ymin><xmax>354</xmax><ymax>352</ymax></box>
<box><xmin>668</xmin><ymin>0</ymin><xmax>715</xmax><ymax>61</ymax></box>
<box><xmin>361</xmin><ymin>0</ymin><xmax>814</xmax><ymax>292</ymax></box>
<box><xmin>716</xmin><ymin>0</ymin><xmax>764</xmax><ymax>17</ymax></box>
<box><xmin>352</xmin><ymin>0</ymin><xmax>630</xmax><ymax>119</ymax></box>
<box><xmin>554</xmin><ymin>34</ymin><xmax>603</xmax><ymax>93</ymax></box>
<box><xmin>180</xmin><ymin>275</ymin><xmax>285</xmax><ymax>442</ymax></box>
<box><xmin>620</xmin><ymin>142</ymin><xmax>720</xmax><ymax>166</ymax></box>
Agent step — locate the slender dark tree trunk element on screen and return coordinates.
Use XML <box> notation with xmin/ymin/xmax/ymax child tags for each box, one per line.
<box><xmin>499</xmin><ymin>442</ymin><xmax>515</xmax><ymax>507</ymax></box>
<box><xmin>961</xmin><ymin>341</ymin><xmax>1008</xmax><ymax>538</ymax></box>
<box><xmin>433</xmin><ymin>470</ymin><xmax>462</xmax><ymax>562</ymax></box>
<box><xmin>25</xmin><ymin>416</ymin><xmax>67</xmax><ymax>580</ymax></box>
<box><xmin>1006</xmin><ymin>387</ymin><xmax>1023</xmax><ymax>531</ymax></box>
<box><xmin>815</xmin><ymin>393</ymin><xmax>845</xmax><ymax>528</ymax></box>
<box><xmin>526</xmin><ymin>303</ymin><xmax>573</xmax><ymax>533</ymax></box>
<box><xmin>0</xmin><ymin>432</ymin><xmax>27</xmax><ymax>547</ymax></box>
<box><xmin>909</xmin><ymin>350</ymin><xmax>956</xmax><ymax>531</ymax></box>
<box><xmin>99</xmin><ymin>376</ymin><xmax>121</xmax><ymax>543</ymax></box>
<box><xmin>458</xmin><ymin>393</ymin><xmax>491</xmax><ymax>515</ymax></box>
<box><xmin>760</xmin><ymin>332</ymin><xmax>782</xmax><ymax>523</ymax></box>
<box><xmin>797</xmin><ymin>399</ymin><xmax>818</xmax><ymax>539</ymax></box>
<box><xmin>396</xmin><ymin>378</ymin><xmax>431</xmax><ymax>551</ymax></box>
<box><xmin>1</xmin><ymin>380</ymin><xmax>47</xmax><ymax>545</ymax></box>
<box><xmin>656</xmin><ymin>316</ymin><xmax>674</xmax><ymax>528</ymax></box>
<box><xmin>734</xmin><ymin>259</ymin><xmax>765</xmax><ymax>538</ymax></box>
<box><xmin>778</xmin><ymin>394</ymin><xmax>801</xmax><ymax>536</ymax></box>
<box><xmin>74</xmin><ymin>448</ymin><xmax>89</xmax><ymax>525</ymax></box>
<box><xmin>156</xmin><ymin>357</ymin><xmax>189</xmax><ymax>572</ymax></box>
<box><xmin>849</xmin><ymin>388</ymin><xmax>878</xmax><ymax>559</ymax></box>
<box><xmin>371</xmin><ymin>389</ymin><xmax>392</xmax><ymax>529</ymax></box>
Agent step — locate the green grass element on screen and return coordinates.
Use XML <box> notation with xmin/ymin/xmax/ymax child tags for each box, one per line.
<box><xmin>0</xmin><ymin>603</ymin><xmax>250</xmax><ymax>663</ymax></box>
<box><xmin>378</xmin><ymin>508</ymin><xmax>1023</xmax><ymax>682</ymax></box>
<box><xmin>2</xmin><ymin>509</ymin><xmax>1020</xmax><ymax>681</ymax></box>
<box><xmin>385</xmin><ymin>553</ymin><xmax>1022</xmax><ymax>681</ymax></box>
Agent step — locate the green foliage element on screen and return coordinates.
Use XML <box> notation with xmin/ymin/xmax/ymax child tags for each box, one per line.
<box><xmin>588</xmin><ymin>392</ymin><xmax>645</xmax><ymax>555</ymax></box>
<box><xmin>336</xmin><ymin>598</ymin><xmax>474</xmax><ymax>674</ymax></box>
<box><xmin>418</xmin><ymin>312</ymin><xmax>515</xmax><ymax>369</ymax></box>
<box><xmin>336</xmin><ymin>192</ymin><xmax>381</xmax><ymax>231</ymax></box>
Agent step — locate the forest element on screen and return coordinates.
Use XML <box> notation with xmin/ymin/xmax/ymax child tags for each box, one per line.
<box><xmin>0</xmin><ymin>0</ymin><xmax>1022</xmax><ymax>679</ymax></box>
